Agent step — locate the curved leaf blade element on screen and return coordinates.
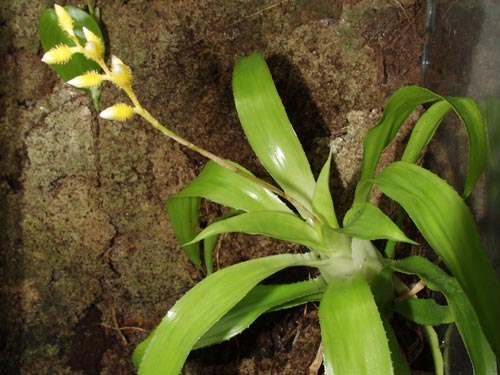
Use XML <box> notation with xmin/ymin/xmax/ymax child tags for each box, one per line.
<box><xmin>444</xmin><ymin>96</ymin><xmax>487</xmax><ymax>197</ymax></box>
<box><xmin>167</xmin><ymin>159</ymin><xmax>291</xmax><ymax>271</ymax></box>
<box><xmin>393</xmin><ymin>298</ymin><xmax>454</xmax><ymax>326</ymax></box>
<box><xmin>319</xmin><ymin>273</ymin><xmax>393</xmax><ymax>375</ymax></box>
<box><xmin>391</xmin><ymin>256</ymin><xmax>497</xmax><ymax>375</ymax></box>
<box><xmin>233</xmin><ymin>52</ymin><xmax>316</xmax><ymax>212</ymax></box>
<box><xmin>342</xmin><ymin>202</ymin><xmax>416</xmax><ymax>244</ymax></box>
<box><xmin>383</xmin><ymin>318</ymin><xmax>412</xmax><ymax>375</ymax></box>
<box><xmin>423</xmin><ymin>325</ymin><xmax>445</xmax><ymax>375</ymax></box>
<box><xmin>186</xmin><ymin>211</ymin><xmax>328</xmax><ymax>252</ymax></box>
<box><xmin>355</xmin><ymin>86</ymin><xmax>441</xmax><ymax>205</ymax></box>
<box><xmin>166</xmin><ymin>196</ymin><xmax>202</xmax><ymax>270</ymax></box>
<box><xmin>354</xmin><ymin>87</ymin><xmax>487</xmax><ymax>205</ymax></box>
<box><xmin>133</xmin><ymin>252</ymin><xmax>316</xmax><ymax>374</ymax></box>
<box><xmin>171</xmin><ymin>161</ymin><xmax>290</xmax><ymax>213</ymax></box>
<box><xmin>375</xmin><ymin>162</ymin><xmax>500</xmax><ymax>361</ymax></box>
<box><xmin>195</xmin><ymin>278</ymin><xmax>326</xmax><ymax>349</ymax></box>
<box><xmin>401</xmin><ymin>100</ymin><xmax>451</xmax><ymax>164</ymax></box>
<box><xmin>312</xmin><ymin>152</ymin><xmax>338</xmax><ymax>228</ymax></box>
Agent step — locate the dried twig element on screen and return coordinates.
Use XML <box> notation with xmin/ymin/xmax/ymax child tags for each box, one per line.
<box><xmin>308</xmin><ymin>343</ymin><xmax>323</xmax><ymax>375</ymax></box>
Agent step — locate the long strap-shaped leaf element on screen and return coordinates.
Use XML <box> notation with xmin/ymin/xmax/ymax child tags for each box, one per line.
<box><xmin>400</xmin><ymin>100</ymin><xmax>451</xmax><ymax>164</ymax></box>
<box><xmin>313</xmin><ymin>152</ymin><xmax>339</xmax><ymax>228</ymax></box>
<box><xmin>171</xmin><ymin>161</ymin><xmax>291</xmax><ymax>213</ymax></box>
<box><xmin>194</xmin><ymin>278</ymin><xmax>326</xmax><ymax>349</ymax></box>
<box><xmin>341</xmin><ymin>202</ymin><xmax>416</xmax><ymax>243</ymax></box>
<box><xmin>391</xmin><ymin>256</ymin><xmax>497</xmax><ymax>375</ymax></box>
<box><xmin>383</xmin><ymin>317</ymin><xmax>412</xmax><ymax>375</ymax></box>
<box><xmin>185</xmin><ymin>211</ymin><xmax>329</xmax><ymax>252</ymax></box>
<box><xmin>166</xmin><ymin>196</ymin><xmax>202</xmax><ymax>269</ymax></box>
<box><xmin>393</xmin><ymin>298</ymin><xmax>454</xmax><ymax>326</ymax></box>
<box><xmin>167</xmin><ymin>161</ymin><xmax>291</xmax><ymax>270</ymax></box>
<box><xmin>319</xmin><ymin>273</ymin><xmax>394</xmax><ymax>375</ymax></box>
<box><xmin>353</xmin><ymin>86</ymin><xmax>486</xmax><ymax>207</ymax></box>
<box><xmin>133</xmin><ymin>252</ymin><xmax>317</xmax><ymax>374</ymax></box>
<box><xmin>233</xmin><ymin>52</ymin><xmax>316</xmax><ymax>214</ymax></box>
<box><xmin>374</xmin><ymin>162</ymin><xmax>500</xmax><ymax>360</ymax></box>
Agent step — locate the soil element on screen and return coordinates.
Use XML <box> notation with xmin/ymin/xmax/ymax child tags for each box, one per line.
<box><xmin>0</xmin><ymin>1</ymin><xmax>484</xmax><ymax>374</ymax></box>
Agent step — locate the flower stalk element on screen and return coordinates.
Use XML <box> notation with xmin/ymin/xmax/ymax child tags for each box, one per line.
<box><xmin>41</xmin><ymin>4</ymin><xmax>317</xmax><ymax>222</ymax></box>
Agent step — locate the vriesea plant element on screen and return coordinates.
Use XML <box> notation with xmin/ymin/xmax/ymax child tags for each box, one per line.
<box><xmin>40</xmin><ymin>5</ymin><xmax>500</xmax><ymax>375</ymax></box>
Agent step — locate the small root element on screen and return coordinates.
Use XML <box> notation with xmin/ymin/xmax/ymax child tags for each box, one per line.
<box><xmin>101</xmin><ymin>306</ymin><xmax>130</xmax><ymax>347</ymax></box>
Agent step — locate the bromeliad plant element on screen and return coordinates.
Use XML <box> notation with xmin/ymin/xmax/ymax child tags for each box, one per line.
<box><xmin>40</xmin><ymin>4</ymin><xmax>500</xmax><ymax>375</ymax></box>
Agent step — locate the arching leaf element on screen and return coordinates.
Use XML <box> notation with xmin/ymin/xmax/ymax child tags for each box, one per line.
<box><xmin>233</xmin><ymin>52</ymin><xmax>316</xmax><ymax>214</ymax></box>
<box><xmin>319</xmin><ymin>273</ymin><xmax>393</xmax><ymax>375</ymax></box>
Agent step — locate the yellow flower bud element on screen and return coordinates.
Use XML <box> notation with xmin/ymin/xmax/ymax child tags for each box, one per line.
<box><xmin>41</xmin><ymin>44</ymin><xmax>76</xmax><ymax>64</ymax></box>
<box><xmin>110</xmin><ymin>55</ymin><xmax>133</xmax><ymax>89</ymax></box>
<box><xmin>67</xmin><ymin>71</ymin><xmax>105</xmax><ymax>88</ymax></box>
<box><xmin>82</xmin><ymin>27</ymin><xmax>104</xmax><ymax>61</ymax></box>
<box><xmin>54</xmin><ymin>4</ymin><xmax>75</xmax><ymax>37</ymax></box>
<box><xmin>100</xmin><ymin>103</ymin><xmax>135</xmax><ymax>121</ymax></box>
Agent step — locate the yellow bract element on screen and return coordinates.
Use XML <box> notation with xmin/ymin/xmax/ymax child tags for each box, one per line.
<box><xmin>100</xmin><ymin>103</ymin><xmax>136</xmax><ymax>121</ymax></box>
<box><xmin>110</xmin><ymin>55</ymin><xmax>133</xmax><ymax>89</ymax></box>
<box><xmin>67</xmin><ymin>71</ymin><xmax>104</xmax><ymax>88</ymax></box>
<box><xmin>41</xmin><ymin>44</ymin><xmax>75</xmax><ymax>64</ymax></box>
<box><xmin>54</xmin><ymin>4</ymin><xmax>75</xmax><ymax>37</ymax></box>
<box><xmin>82</xmin><ymin>27</ymin><xmax>104</xmax><ymax>61</ymax></box>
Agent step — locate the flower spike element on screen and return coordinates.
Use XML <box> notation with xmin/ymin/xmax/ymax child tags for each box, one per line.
<box><xmin>110</xmin><ymin>55</ymin><xmax>133</xmax><ymax>89</ymax></box>
<box><xmin>100</xmin><ymin>103</ymin><xmax>135</xmax><ymax>121</ymax></box>
<box><xmin>54</xmin><ymin>4</ymin><xmax>75</xmax><ymax>37</ymax></box>
<box><xmin>68</xmin><ymin>71</ymin><xmax>105</xmax><ymax>88</ymax></box>
<box><xmin>41</xmin><ymin>44</ymin><xmax>76</xmax><ymax>64</ymax></box>
<box><xmin>82</xmin><ymin>27</ymin><xmax>104</xmax><ymax>61</ymax></box>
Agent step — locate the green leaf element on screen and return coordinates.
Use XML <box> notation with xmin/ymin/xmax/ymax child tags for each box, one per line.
<box><xmin>480</xmin><ymin>97</ymin><xmax>500</xmax><ymax>172</ymax></box>
<box><xmin>342</xmin><ymin>202</ymin><xmax>416</xmax><ymax>244</ymax></box>
<box><xmin>354</xmin><ymin>87</ymin><xmax>487</xmax><ymax>206</ymax></box>
<box><xmin>393</xmin><ymin>298</ymin><xmax>454</xmax><ymax>325</ymax></box>
<box><xmin>383</xmin><ymin>318</ymin><xmax>411</xmax><ymax>375</ymax></box>
<box><xmin>355</xmin><ymin>86</ymin><xmax>440</xmax><ymax>205</ymax></box>
<box><xmin>201</xmin><ymin>209</ymin><xmax>241</xmax><ymax>274</ymax></box>
<box><xmin>194</xmin><ymin>278</ymin><xmax>326</xmax><ymax>349</ymax></box>
<box><xmin>39</xmin><ymin>6</ymin><xmax>103</xmax><ymax>82</ymax></box>
<box><xmin>319</xmin><ymin>226</ymin><xmax>352</xmax><ymax>257</ymax></box>
<box><xmin>202</xmin><ymin>234</ymin><xmax>217</xmax><ymax>275</ymax></box>
<box><xmin>312</xmin><ymin>152</ymin><xmax>338</xmax><ymax>228</ymax></box>
<box><xmin>375</xmin><ymin>162</ymin><xmax>500</xmax><ymax>362</ymax></box>
<box><xmin>391</xmin><ymin>256</ymin><xmax>497</xmax><ymax>375</ymax></box>
<box><xmin>133</xmin><ymin>252</ymin><xmax>317</xmax><ymax>374</ymax></box>
<box><xmin>315</xmin><ymin>239</ymin><xmax>386</xmax><ymax>286</ymax></box>
<box><xmin>319</xmin><ymin>273</ymin><xmax>394</xmax><ymax>375</ymax></box>
<box><xmin>233</xmin><ymin>52</ymin><xmax>316</xmax><ymax>213</ymax></box>
<box><xmin>423</xmin><ymin>325</ymin><xmax>444</xmax><ymax>375</ymax></box>
<box><xmin>444</xmin><ymin>96</ymin><xmax>487</xmax><ymax>197</ymax></box>
<box><xmin>167</xmin><ymin>161</ymin><xmax>291</xmax><ymax>271</ymax></box>
<box><xmin>186</xmin><ymin>211</ymin><xmax>329</xmax><ymax>252</ymax></box>
<box><xmin>171</xmin><ymin>161</ymin><xmax>291</xmax><ymax>213</ymax></box>
<box><xmin>401</xmin><ymin>100</ymin><xmax>451</xmax><ymax>164</ymax></box>
<box><xmin>166</xmin><ymin>196</ymin><xmax>202</xmax><ymax>270</ymax></box>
